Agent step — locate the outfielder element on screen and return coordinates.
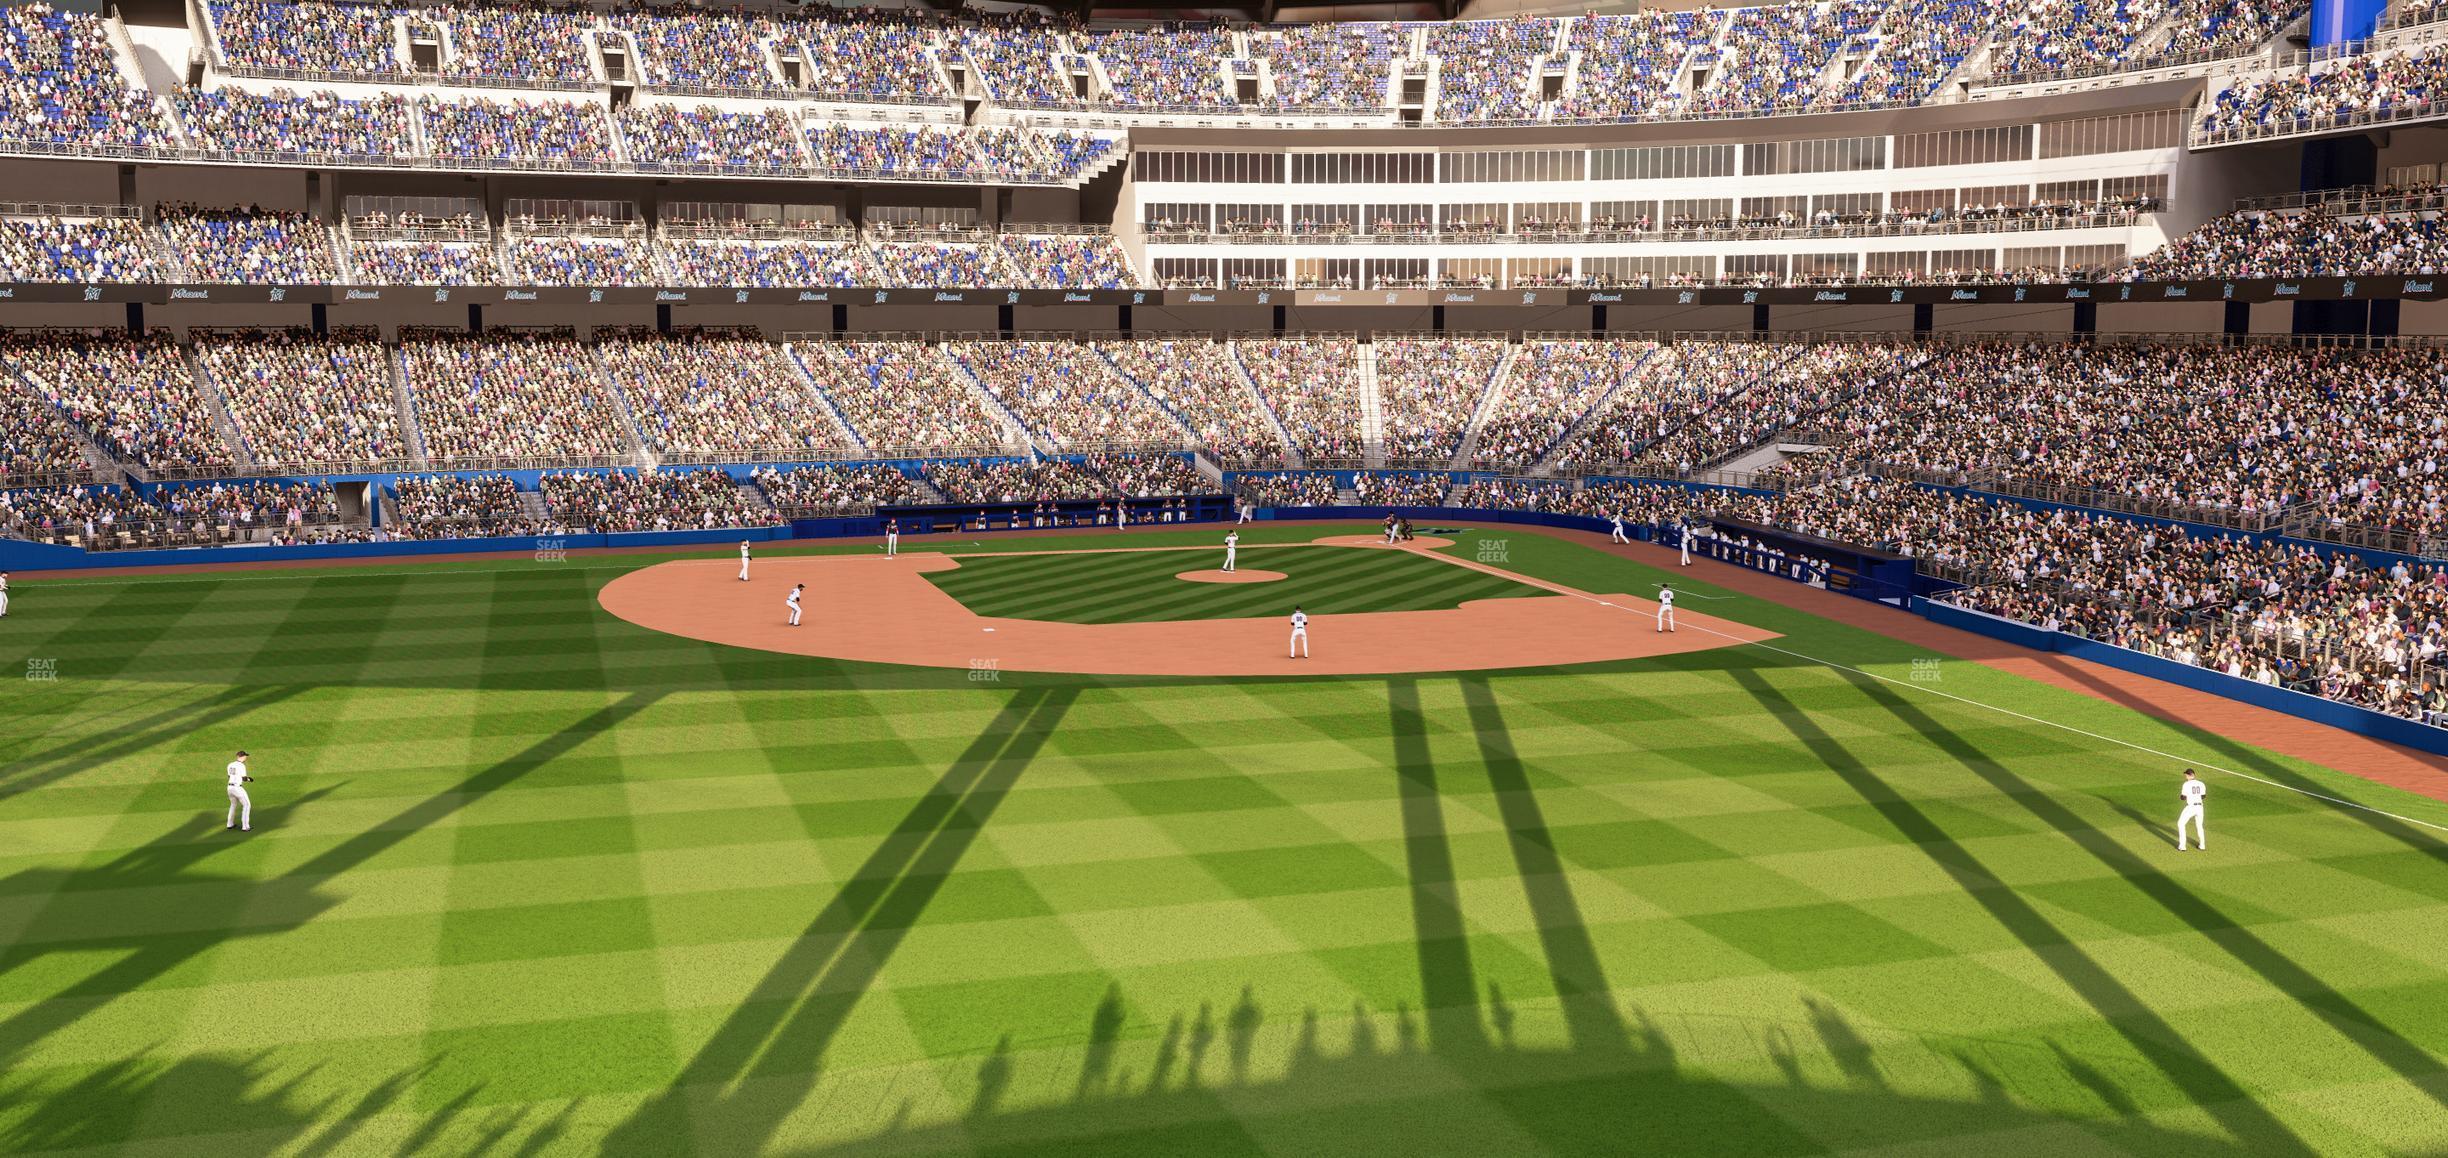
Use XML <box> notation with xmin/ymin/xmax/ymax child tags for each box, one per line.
<box><xmin>1224</xmin><ymin>530</ymin><xmax>1240</xmax><ymax>573</ymax></box>
<box><xmin>1610</xmin><ymin>511</ymin><xmax>1629</xmax><ymax>544</ymax></box>
<box><xmin>1289</xmin><ymin>606</ymin><xmax>1309</xmax><ymax>658</ymax></box>
<box><xmin>738</xmin><ymin>541</ymin><xmax>752</xmax><ymax>582</ymax></box>
<box><xmin>786</xmin><ymin>583</ymin><xmax>804</xmax><ymax>626</ymax></box>
<box><xmin>1656</xmin><ymin>585</ymin><xmax>1676</xmax><ymax>633</ymax></box>
<box><xmin>886</xmin><ymin>518</ymin><xmax>899</xmax><ymax>558</ymax></box>
<box><xmin>1678</xmin><ymin>521</ymin><xmax>1693</xmax><ymax>566</ymax></box>
<box><xmin>2176</xmin><ymin>768</ymin><xmax>2207</xmax><ymax>851</ymax></box>
<box><xmin>225</xmin><ymin>750</ymin><xmax>253</xmax><ymax>831</ymax></box>
<box><xmin>0</xmin><ymin>571</ymin><xmax>9</xmax><ymax>618</ymax></box>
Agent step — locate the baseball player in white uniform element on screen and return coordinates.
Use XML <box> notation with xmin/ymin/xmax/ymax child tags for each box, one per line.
<box><xmin>1678</xmin><ymin>522</ymin><xmax>1693</xmax><ymax>566</ymax></box>
<box><xmin>1610</xmin><ymin>512</ymin><xmax>1629</xmax><ymax>544</ymax></box>
<box><xmin>738</xmin><ymin>541</ymin><xmax>752</xmax><ymax>582</ymax></box>
<box><xmin>225</xmin><ymin>751</ymin><xmax>253</xmax><ymax>831</ymax></box>
<box><xmin>0</xmin><ymin>571</ymin><xmax>9</xmax><ymax>618</ymax></box>
<box><xmin>786</xmin><ymin>583</ymin><xmax>804</xmax><ymax>626</ymax></box>
<box><xmin>1237</xmin><ymin>500</ymin><xmax>1254</xmax><ymax>525</ymax></box>
<box><xmin>1656</xmin><ymin>585</ymin><xmax>1676</xmax><ymax>633</ymax></box>
<box><xmin>2176</xmin><ymin>768</ymin><xmax>2207</xmax><ymax>850</ymax></box>
<box><xmin>1224</xmin><ymin>530</ymin><xmax>1240</xmax><ymax>573</ymax></box>
<box><xmin>1289</xmin><ymin>607</ymin><xmax>1309</xmax><ymax>658</ymax></box>
<box><xmin>885</xmin><ymin>518</ymin><xmax>899</xmax><ymax>557</ymax></box>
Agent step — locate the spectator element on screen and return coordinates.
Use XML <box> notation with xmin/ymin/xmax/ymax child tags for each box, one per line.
<box><xmin>197</xmin><ymin>328</ymin><xmax>405</xmax><ymax>467</ymax></box>
<box><xmin>788</xmin><ymin>339</ymin><xmax>1015</xmax><ymax>453</ymax></box>
<box><xmin>401</xmin><ymin>329</ymin><xmax>631</xmax><ymax>462</ymax></box>
<box><xmin>598</xmin><ymin>328</ymin><xmax>854</xmax><ymax>456</ymax></box>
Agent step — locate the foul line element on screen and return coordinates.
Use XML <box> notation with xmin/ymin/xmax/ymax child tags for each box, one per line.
<box><xmin>1413</xmin><ymin>542</ymin><xmax>2448</xmax><ymax>839</ymax></box>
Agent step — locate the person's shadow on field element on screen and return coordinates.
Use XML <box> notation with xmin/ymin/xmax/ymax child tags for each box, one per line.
<box><xmin>2094</xmin><ymin>795</ymin><xmax>2175</xmax><ymax>846</ymax></box>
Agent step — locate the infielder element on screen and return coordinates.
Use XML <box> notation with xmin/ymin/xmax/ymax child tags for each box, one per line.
<box><xmin>786</xmin><ymin>583</ymin><xmax>804</xmax><ymax>626</ymax></box>
<box><xmin>738</xmin><ymin>541</ymin><xmax>752</xmax><ymax>582</ymax></box>
<box><xmin>1223</xmin><ymin>530</ymin><xmax>1240</xmax><ymax>573</ymax></box>
<box><xmin>224</xmin><ymin>750</ymin><xmax>253</xmax><ymax>831</ymax></box>
<box><xmin>885</xmin><ymin>518</ymin><xmax>899</xmax><ymax>558</ymax></box>
<box><xmin>1289</xmin><ymin>606</ymin><xmax>1309</xmax><ymax>658</ymax></box>
<box><xmin>1656</xmin><ymin>585</ymin><xmax>1676</xmax><ymax>633</ymax></box>
<box><xmin>2176</xmin><ymin>768</ymin><xmax>2207</xmax><ymax>851</ymax></box>
<box><xmin>1237</xmin><ymin>500</ymin><xmax>1254</xmax><ymax>525</ymax></box>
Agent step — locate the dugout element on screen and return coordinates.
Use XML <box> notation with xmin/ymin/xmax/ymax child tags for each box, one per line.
<box><xmin>1704</xmin><ymin>518</ymin><xmax>1921</xmax><ymax>605</ymax></box>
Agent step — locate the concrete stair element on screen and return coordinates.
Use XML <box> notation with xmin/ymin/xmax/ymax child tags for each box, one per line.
<box><xmin>778</xmin><ymin>342</ymin><xmax>868</xmax><ymax>452</ymax></box>
<box><xmin>1449</xmin><ymin>342</ymin><xmax>1521</xmax><ymax>470</ymax></box>
<box><xmin>391</xmin><ymin>346</ymin><xmax>430</xmax><ymax>467</ymax></box>
<box><xmin>1226</xmin><ymin>341</ymin><xmax>1304</xmax><ymax>468</ymax></box>
<box><xmin>1357</xmin><ymin>342</ymin><xmax>1385</xmax><ymax>469</ymax></box>
<box><xmin>183</xmin><ymin>345</ymin><xmax>258</xmax><ymax>472</ymax></box>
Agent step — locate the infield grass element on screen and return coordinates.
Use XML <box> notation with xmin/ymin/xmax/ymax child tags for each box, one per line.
<box><xmin>923</xmin><ymin>542</ymin><xmax>1544</xmax><ymax>622</ymax></box>
<box><xmin>2</xmin><ymin>524</ymin><xmax>2446</xmax><ymax>1156</ymax></box>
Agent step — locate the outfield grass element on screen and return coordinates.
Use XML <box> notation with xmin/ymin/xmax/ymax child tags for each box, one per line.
<box><xmin>3</xmin><ymin>524</ymin><xmax>2447</xmax><ymax>1156</ymax></box>
<box><xmin>923</xmin><ymin>543</ymin><xmax>1544</xmax><ymax>622</ymax></box>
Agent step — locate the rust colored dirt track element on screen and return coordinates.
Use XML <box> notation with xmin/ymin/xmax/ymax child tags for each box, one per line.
<box><xmin>597</xmin><ymin>537</ymin><xmax>1776</xmax><ymax>677</ymax></box>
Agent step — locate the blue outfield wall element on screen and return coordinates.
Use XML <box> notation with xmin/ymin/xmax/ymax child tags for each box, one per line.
<box><xmin>1918</xmin><ymin>597</ymin><xmax>2448</xmax><ymax>759</ymax></box>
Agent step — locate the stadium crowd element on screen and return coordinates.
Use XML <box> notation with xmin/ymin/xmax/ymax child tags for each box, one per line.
<box><xmin>948</xmin><ymin>340</ymin><xmax>1187</xmax><ymax>448</ymax></box>
<box><xmin>749</xmin><ymin>463</ymin><xmax>918</xmax><ymax>514</ymax></box>
<box><xmin>1</xmin><ymin>333</ymin><xmax>233</xmax><ymax>470</ymax></box>
<box><xmin>789</xmin><ymin>340</ymin><xmax>1016</xmax><ymax>452</ymax></box>
<box><xmin>2120</xmin><ymin>205</ymin><xmax>2448</xmax><ymax>280</ymax></box>
<box><xmin>387</xmin><ymin>472</ymin><xmax>542</xmax><ymax>537</ymax></box>
<box><xmin>1234</xmin><ymin>471</ymin><xmax>1339</xmax><ymax>508</ymax></box>
<box><xmin>174</xmin><ymin>86</ymin><xmax>412</xmax><ymax>157</ymax></box>
<box><xmin>618</xmin><ymin>104</ymin><xmax>802</xmax><ymax>171</ymax></box>
<box><xmin>402</xmin><ymin>329</ymin><xmax>631</xmax><ymax>462</ymax></box>
<box><xmin>159</xmin><ymin>204</ymin><xmax>340</xmax><ymax>284</ymax></box>
<box><xmin>1237</xmin><ymin>338</ymin><xmax>1364</xmax><ymax>463</ymax></box>
<box><xmin>1094</xmin><ymin>339</ymin><xmax>1286</xmax><ymax>466</ymax></box>
<box><xmin>0</xmin><ymin>213</ymin><xmax>162</xmax><ymax>282</ymax></box>
<box><xmin>925</xmin><ymin>457</ymin><xmax>1110</xmax><ymax>502</ymax></box>
<box><xmin>1469</xmin><ymin>340</ymin><xmax>1659</xmax><ymax>469</ymax></box>
<box><xmin>657</xmin><ymin>238</ymin><xmax>868</xmax><ymax>287</ymax></box>
<box><xmin>156</xmin><ymin>0</ymin><xmax>2325</xmax><ymax>134</ymax></box>
<box><xmin>2198</xmin><ymin>43</ymin><xmax>2448</xmax><ymax>141</ymax></box>
<box><xmin>1375</xmin><ymin>338</ymin><xmax>1505</xmax><ymax>464</ymax></box>
<box><xmin>539</xmin><ymin>468</ymin><xmax>776</xmax><ymax>532</ymax></box>
<box><xmin>598</xmin><ymin>329</ymin><xmax>851</xmax><ymax>456</ymax></box>
<box><xmin>196</xmin><ymin>329</ymin><xmax>406</xmax><ymax>466</ymax></box>
<box><xmin>1084</xmin><ymin>450</ymin><xmax>1209</xmax><ymax>496</ymax></box>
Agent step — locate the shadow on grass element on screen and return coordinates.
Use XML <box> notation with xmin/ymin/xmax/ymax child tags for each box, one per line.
<box><xmin>1726</xmin><ymin>665</ymin><xmax>2318</xmax><ymax>1155</ymax></box>
<box><xmin>0</xmin><ymin>692</ymin><xmax>661</xmax><ymax>1149</ymax></box>
<box><xmin>605</xmin><ymin>686</ymin><xmax>1076</xmax><ymax>1155</ymax></box>
<box><xmin>1843</xmin><ymin>666</ymin><xmax>2448</xmax><ymax>1117</ymax></box>
<box><xmin>753</xmin><ymin>672</ymin><xmax>2317</xmax><ymax>1156</ymax></box>
<box><xmin>2029</xmin><ymin>654</ymin><xmax>2448</xmax><ymax>866</ymax></box>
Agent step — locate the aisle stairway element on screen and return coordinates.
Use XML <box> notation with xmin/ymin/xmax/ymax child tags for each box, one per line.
<box><xmin>1358</xmin><ymin>342</ymin><xmax>1385</xmax><ymax>468</ymax></box>
<box><xmin>1449</xmin><ymin>342</ymin><xmax>1521</xmax><ymax>470</ymax></box>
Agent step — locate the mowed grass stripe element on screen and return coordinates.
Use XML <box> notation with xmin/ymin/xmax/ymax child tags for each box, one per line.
<box><xmin>9</xmin><ymin>525</ymin><xmax>2448</xmax><ymax>1156</ymax></box>
<box><xmin>931</xmin><ymin>546</ymin><xmax>1545</xmax><ymax>624</ymax></box>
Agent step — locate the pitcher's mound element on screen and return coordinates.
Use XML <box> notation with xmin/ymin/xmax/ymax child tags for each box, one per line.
<box><xmin>1177</xmin><ymin>568</ymin><xmax>1287</xmax><ymax>584</ymax></box>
